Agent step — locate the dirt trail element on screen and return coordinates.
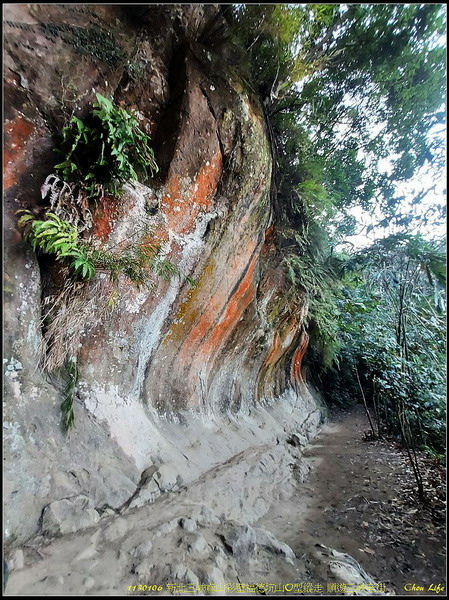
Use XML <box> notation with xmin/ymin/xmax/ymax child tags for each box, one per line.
<box><xmin>258</xmin><ymin>405</ymin><xmax>446</xmax><ymax>596</ymax></box>
<box><xmin>5</xmin><ymin>404</ymin><xmax>445</xmax><ymax>596</ymax></box>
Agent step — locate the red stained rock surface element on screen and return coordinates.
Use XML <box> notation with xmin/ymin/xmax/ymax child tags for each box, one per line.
<box><xmin>4</xmin><ymin>3</ymin><xmax>309</xmax><ymax>415</ymax></box>
<box><xmin>162</xmin><ymin>151</ymin><xmax>222</xmax><ymax>236</ymax></box>
<box><xmin>91</xmin><ymin>196</ymin><xmax>123</xmax><ymax>242</ymax></box>
<box><xmin>4</xmin><ymin>115</ymin><xmax>36</xmax><ymax>190</ymax></box>
<box><xmin>3</xmin><ymin>5</ymin><xmax>319</xmax><ymax>552</ymax></box>
<box><xmin>291</xmin><ymin>331</ymin><xmax>310</xmax><ymax>384</ymax></box>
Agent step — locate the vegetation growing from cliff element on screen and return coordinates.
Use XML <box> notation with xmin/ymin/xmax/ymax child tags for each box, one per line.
<box><xmin>228</xmin><ymin>4</ymin><xmax>446</xmax><ymax>462</ymax></box>
<box><xmin>16</xmin><ymin>96</ymin><xmax>177</xmax><ymax>430</ymax></box>
<box><xmin>18</xmin><ymin>211</ymin><xmax>95</xmax><ymax>279</ymax></box>
<box><xmin>55</xmin><ymin>92</ymin><xmax>158</xmax><ymax>199</ymax></box>
<box><xmin>230</xmin><ymin>3</ymin><xmax>445</xmax><ymax>231</ymax></box>
<box><xmin>17</xmin><ymin>210</ymin><xmax>181</xmax><ymax>286</ymax></box>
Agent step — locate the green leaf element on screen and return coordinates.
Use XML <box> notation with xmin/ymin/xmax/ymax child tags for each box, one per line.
<box><xmin>54</xmin><ymin>160</ymin><xmax>77</xmax><ymax>172</ymax></box>
<box><xmin>73</xmin><ymin>257</ymin><xmax>85</xmax><ymax>270</ymax></box>
<box><xmin>70</xmin><ymin>116</ymin><xmax>86</xmax><ymax>132</ymax></box>
<box><xmin>35</xmin><ymin>228</ymin><xmax>59</xmax><ymax>238</ymax></box>
<box><xmin>95</xmin><ymin>93</ymin><xmax>113</xmax><ymax>112</ymax></box>
<box><xmin>17</xmin><ymin>213</ymin><xmax>35</xmax><ymax>227</ymax></box>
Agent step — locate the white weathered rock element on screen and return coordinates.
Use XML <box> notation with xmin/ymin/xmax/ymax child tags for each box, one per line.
<box><xmin>7</xmin><ymin>549</ymin><xmax>24</xmax><ymax>571</ymax></box>
<box><xmin>220</xmin><ymin>523</ymin><xmax>257</xmax><ymax>558</ymax></box>
<box><xmin>171</xmin><ymin>564</ymin><xmax>199</xmax><ymax>585</ymax></box>
<box><xmin>187</xmin><ymin>533</ymin><xmax>210</xmax><ymax>555</ymax></box>
<box><xmin>128</xmin><ymin>478</ymin><xmax>161</xmax><ymax>509</ymax></box>
<box><xmin>185</xmin><ymin>568</ymin><xmax>200</xmax><ymax>585</ymax></box>
<box><xmin>171</xmin><ymin>564</ymin><xmax>186</xmax><ymax>579</ymax></box>
<box><xmin>83</xmin><ymin>577</ymin><xmax>95</xmax><ymax>590</ymax></box>
<box><xmin>134</xmin><ymin>561</ymin><xmax>155</xmax><ymax>578</ymax></box>
<box><xmin>74</xmin><ymin>545</ymin><xmax>97</xmax><ymax>562</ymax></box>
<box><xmin>311</xmin><ymin>544</ymin><xmax>384</xmax><ymax>595</ymax></box>
<box><xmin>202</xmin><ymin>566</ymin><xmax>225</xmax><ymax>587</ymax></box>
<box><xmin>41</xmin><ymin>495</ymin><xmax>100</xmax><ymax>536</ymax></box>
<box><xmin>254</xmin><ymin>527</ymin><xmax>296</xmax><ymax>564</ymax></box>
<box><xmin>215</xmin><ymin>555</ymin><xmax>228</xmax><ymax>572</ymax></box>
<box><xmin>192</xmin><ymin>505</ymin><xmax>222</xmax><ymax>526</ymax></box>
<box><xmin>179</xmin><ymin>517</ymin><xmax>197</xmax><ymax>532</ymax></box>
<box><xmin>97</xmin><ymin>466</ymin><xmax>138</xmax><ymax>508</ymax></box>
<box><xmin>101</xmin><ymin>517</ymin><xmax>129</xmax><ymax>543</ymax></box>
<box><xmin>139</xmin><ymin>465</ymin><xmax>159</xmax><ymax>484</ymax></box>
<box><xmin>154</xmin><ymin>464</ymin><xmax>183</xmax><ymax>492</ymax></box>
<box><xmin>43</xmin><ymin>575</ymin><xmax>64</xmax><ymax>585</ymax></box>
<box><xmin>90</xmin><ymin>529</ymin><xmax>102</xmax><ymax>547</ymax></box>
<box><xmin>287</xmin><ymin>432</ymin><xmax>308</xmax><ymax>448</ymax></box>
<box><xmin>131</xmin><ymin>540</ymin><xmax>153</xmax><ymax>560</ymax></box>
<box><xmin>157</xmin><ymin>518</ymin><xmax>179</xmax><ymax>535</ymax></box>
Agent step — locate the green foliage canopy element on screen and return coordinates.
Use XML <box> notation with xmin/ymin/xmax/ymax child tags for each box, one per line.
<box><xmin>326</xmin><ymin>235</ymin><xmax>446</xmax><ymax>454</ymax></box>
<box><xmin>231</xmin><ymin>3</ymin><xmax>446</xmax><ymax>221</ymax></box>
<box><xmin>228</xmin><ymin>4</ymin><xmax>446</xmax><ymax>454</ymax></box>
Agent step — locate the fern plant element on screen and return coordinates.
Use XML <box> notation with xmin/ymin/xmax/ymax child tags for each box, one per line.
<box><xmin>284</xmin><ymin>252</ymin><xmax>341</xmax><ymax>368</ymax></box>
<box><xmin>18</xmin><ymin>211</ymin><xmax>95</xmax><ymax>279</ymax></box>
<box><xmin>54</xmin><ymin>93</ymin><xmax>158</xmax><ymax>199</ymax></box>
<box><xmin>16</xmin><ymin>211</ymin><xmax>193</xmax><ymax>290</ymax></box>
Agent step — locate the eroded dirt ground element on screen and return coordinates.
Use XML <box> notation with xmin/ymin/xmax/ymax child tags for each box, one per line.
<box><xmin>259</xmin><ymin>405</ymin><xmax>446</xmax><ymax>596</ymax></box>
<box><xmin>5</xmin><ymin>404</ymin><xmax>445</xmax><ymax>596</ymax></box>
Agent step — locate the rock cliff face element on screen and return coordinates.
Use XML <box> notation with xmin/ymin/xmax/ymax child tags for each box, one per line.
<box><xmin>4</xmin><ymin>3</ymin><xmax>322</xmax><ymax>562</ymax></box>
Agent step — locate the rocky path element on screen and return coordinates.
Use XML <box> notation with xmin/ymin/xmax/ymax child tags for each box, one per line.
<box><xmin>258</xmin><ymin>405</ymin><xmax>446</xmax><ymax>596</ymax></box>
<box><xmin>5</xmin><ymin>405</ymin><xmax>445</xmax><ymax>596</ymax></box>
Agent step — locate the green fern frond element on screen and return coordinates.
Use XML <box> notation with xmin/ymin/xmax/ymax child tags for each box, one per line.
<box><xmin>16</xmin><ymin>210</ymin><xmax>36</xmax><ymax>228</ymax></box>
<box><xmin>55</xmin><ymin>94</ymin><xmax>159</xmax><ymax>200</ymax></box>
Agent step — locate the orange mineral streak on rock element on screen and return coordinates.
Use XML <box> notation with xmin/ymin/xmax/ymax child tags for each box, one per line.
<box><xmin>164</xmin><ymin>262</ymin><xmax>215</xmax><ymax>344</ymax></box>
<box><xmin>205</xmin><ymin>250</ymin><xmax>258</xmax><ymax>358</ymax></box>
<box><xmin>263</xmin><ymin>331</ymin><xmax>281</xmax><ymax>368</ymax></box>
<box><xmin>265</xmin><ymin>224</ymin><xmax>275</xmax><ymax>240</ymax></box>
<box><xmin>261</xmin><ymin>225</ymin><xmax>276</xmax><ymax>258</ymax></box>
<box><xmin>175</xmin><ymin>245</ymin><xmax>259</xmax><ymax>365</ymax></box>
<box><xmin>291</xmin><ymin>331</ymin><xmax>309</xmax><ymax>383</ymax></box>
<box><xmin>4</xmin><ymin>116</ymin><xmax>35</xmax><ymax>189</ymax></box>
<box><xmin>264</xmin><ymin>224</ymin><xmax>275</xmax><ymax>244</ymax></box>
<box><xmin>91</xmin><ymin>196</ymin><xmax>122</xmax><ymax>242</ymax></box>
<box><xmin>151</xmin><ymin>226</ymin><xmax>171</xmax><ymax>247</ymax></box>
<box><xmin>161</xmin><ymin>151</ymin><xmax>222</xmax><ymax>235</ymax></box>
<box><xmin>263</xmin><ymin>317</ymin><xmax>298</xmax><ymax>369</ymax></box>
<box><xmin>257</xmin><ymin>317</ymin><xmax>299</xmax><ymax>398</ymax></box>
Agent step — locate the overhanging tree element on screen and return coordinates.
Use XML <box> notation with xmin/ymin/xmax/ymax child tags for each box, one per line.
<box><xmin>226</xmin><ymin>5</ymin><xmax>447</xmax><ymax>474</ymax></box>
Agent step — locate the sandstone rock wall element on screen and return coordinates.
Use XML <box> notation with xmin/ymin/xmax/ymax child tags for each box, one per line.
<box><xmin>4</xmin><ymin>4</ymin><xmax>322</xmax><ymax>546</ymax></box>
